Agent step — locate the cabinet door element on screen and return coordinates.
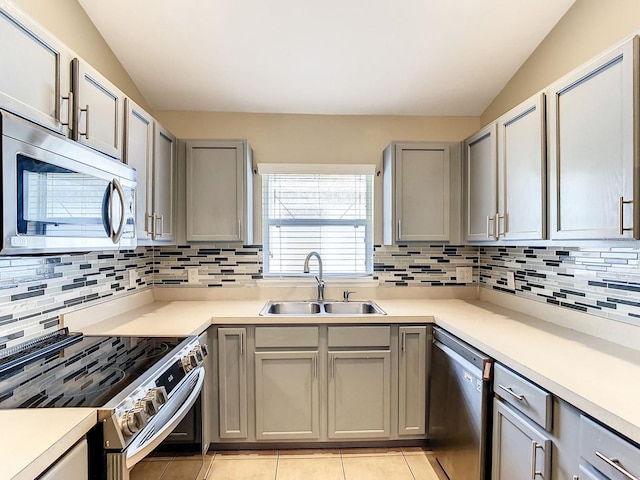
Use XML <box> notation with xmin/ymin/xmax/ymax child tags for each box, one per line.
<box><xmin>255</xmin><ymin>351</ymin><xmax>320</xmax><ymax>441</ymax></box>
<box><xmin>71</xmin><ymin>58</ymin><xmax>123</xmax><ymax>159</ymax></box>
<box><xmin>218</xmin><ymin>328</ymin><xmax>248</xmax><ymax>439</ymax></box>
<box><xmin>497</xmin><ymin>93</ymin><xmax>546</xmax><ymax>240</ymax></box>
<box><xmin>0</xmin><ymin>2</ymin><xmax>72</xmax><ymax>135</ymax></box>
<box><xmin>39</xmin><ymin>439</ymin><xmax>88</xmax><ymax>480</ymax></box>
<box><xmin>394</xmin><ymin>144</ymin><xmax>451</xmax><ymax>242</ymax></box>
<box><xmin>398</xmin><ymin>326</ymin><xmax>427</xmax><ymax>436</ymax></box>
<box><xmin>152</xmin><ymin>123</ymin><xmax>176</xmax><ymax>242</ymax></box>
<box><xmin>548</xmin><ymin>36</ymin><xmax>639</xmax><ymax>240</ymax></box>
<box><xmin>328</xmin><ymin>350</ymin><xmax>391</xmax><ymax>439</ymax></box>
<box><xmin>123</xmin><ymin>99</ymin><xmax>154</xmax><ymax>243</ymax></box>
<box><xmin>464</xmin><ymin>124</ymin><xmax>498</xmax><ymax>241</ymax></box>
<box><xmin>185</xmin><ymin>140</ymin><xmax>253</xmax><ymax>243</ymax></box>
<box><xmin>492</xmin><ymin>399</ymin><xmax>551</xmax><ymax>480</ymax></box>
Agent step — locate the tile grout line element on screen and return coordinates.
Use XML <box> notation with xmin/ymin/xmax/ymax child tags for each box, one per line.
<box><xmin>401</xmin><ymin>451</ymin><xmax>417</xmax><ymax>480</ymax></box>
<box><xmin>339</xmin><ymin>448</ymin><xmax>347</xmax><ymax>480</ymax></box>
<box><xmin>274</xmin><ymin>449</ymin><xmax>280</xmax><ymax>480</ymax></box>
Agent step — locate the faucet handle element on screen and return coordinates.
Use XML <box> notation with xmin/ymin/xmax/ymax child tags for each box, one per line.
<box><xmin>343</xmin><ymin>290</ymin><xmax>356</xmax><ymax>302</ymax></box>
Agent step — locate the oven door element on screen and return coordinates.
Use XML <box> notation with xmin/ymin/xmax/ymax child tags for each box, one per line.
<box><xmin>2</xmin><ymin>111</ymin><xmax>136</xmax><ymax>254</ymax></box>
<box><xmin>123</xmin><ymin>367</ymin><xmax>205</xmax><ymax>470</ymax></box>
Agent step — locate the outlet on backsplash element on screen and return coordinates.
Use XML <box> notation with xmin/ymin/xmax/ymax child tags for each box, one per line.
<box><xmin>187</xmin><ymin>268</ymin><xmax>199</xmax><ymax>284</ymax></box>
<box><xmin>456</xmin><ymin>266</ymin><xmax>473</xmax><ymax>284</ymax></box>
<box><xmin>506</xmin><ymin>271</ymin><xmax>515</xmax><ymax>290</ymax></box>
<box><xmin>128</xmin><ymin>270</ymin><xmax>139</xmax><ymax>288</ymax></box>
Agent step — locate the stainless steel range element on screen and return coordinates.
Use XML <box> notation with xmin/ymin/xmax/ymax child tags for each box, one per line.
<box><xmin>0</xmin><ymin>329</ymin><xmax>208</xmax><ymax>480</ymax></box>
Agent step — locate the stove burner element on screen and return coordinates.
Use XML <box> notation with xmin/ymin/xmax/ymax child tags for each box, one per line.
<box><xmin>143</xmin><ymin>342</ymin><xmax>170</xmax><ymax>361</ymax></box>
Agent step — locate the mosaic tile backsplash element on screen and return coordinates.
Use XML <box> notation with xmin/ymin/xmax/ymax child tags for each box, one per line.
<box><xmin>2</xmin><ymin>243</ymin><xmax>640</xmax><ymax>351</ymax></box>
<box><xmin>479</xmin><ymin>245</ymin><xmax>640</xmax><ymax>326</ymax></box>
<box><xmin>0</xmin><ymin>249</ymin><xmax>153</xmax><ymax>350</ymax></box>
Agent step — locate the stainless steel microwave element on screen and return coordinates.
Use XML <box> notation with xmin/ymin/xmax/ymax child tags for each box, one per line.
<box><xmin>1</xmin><ymin>110</ymin><xmax>136</xmax><ymax>255</ymax></box>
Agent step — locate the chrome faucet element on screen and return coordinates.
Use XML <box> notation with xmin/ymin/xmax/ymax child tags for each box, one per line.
<box><xmin>303</xmin><ymin>251</ymin><xmax>324</xmax><ymax>302</ymax></box>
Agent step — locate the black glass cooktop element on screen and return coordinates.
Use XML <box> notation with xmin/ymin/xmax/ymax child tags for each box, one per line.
<box><xmin>0</xmin><ymin>333</ymin><xmax>186</xmax><ymax>409</ymax></box>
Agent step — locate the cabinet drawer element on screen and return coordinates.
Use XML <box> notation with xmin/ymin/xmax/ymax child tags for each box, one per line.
<box><xmin>255</xmin><ymin>326</ymin><xmax>319</xmax><ymax>348</ymax></box>
<box><xmin>580</xmin><ymin>415</ymin><xmax>640</xmax><ymax>480</ymax></box>
<box><xmin>494</xmin><ymin>363</ymin><xmax>552</xmax><ymax>430</ymax></box>
<box><xmin>328</xmin><ymin>326</ymin><xmax>390</xmax><ymax>348</ymax></box>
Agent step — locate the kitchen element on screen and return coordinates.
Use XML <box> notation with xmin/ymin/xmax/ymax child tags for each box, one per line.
<box><xmin>1</xmin><ymin>0</ymin><xmax>640</xmax><ymax>479</ymax></box>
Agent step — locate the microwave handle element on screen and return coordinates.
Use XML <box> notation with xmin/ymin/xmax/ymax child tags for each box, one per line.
<box><xmin>102</xmin><ymin>179</ymin><xmax>126</xmax><ymax>244</ymax></box>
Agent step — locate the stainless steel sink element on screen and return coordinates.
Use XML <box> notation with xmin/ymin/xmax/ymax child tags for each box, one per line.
<box><xmin>322</xmin><ymin>301</ymin><xmax>385</xmax><ymax>315</ymax></box>
<box><xmin>259</xmin><ymin>300</ymin><xmax>385</xmax><ymax>316</ymax></box>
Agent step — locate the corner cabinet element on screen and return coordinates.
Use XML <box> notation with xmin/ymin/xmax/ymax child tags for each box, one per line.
<box><xmin>548</xmin><ymin>36</ymin><xmax>639</xmax><ymax>240</ymax></box>
<box><xmin>151</xmin><ymin>124</ymin><xmax>177</xmax><ymax>243</ymax></box>
<box><xmin>464</xmin><ymin>93</ymin><xmax>546</xmax><ymax>242</ymax></box>
<box><xmin>383</xmin><ymin>142</ymin><xmax>452</xmax><ymax>243</ymax></box>
<box><xmin>185</xmin><ymin>140</ymin><xmax>254</xmax><ymax>243</ymax></box>
<box><xmin>0</xmin><ymin>1</ymin><xmax>72</xmax><ymax>136</ymax></box>
<box><xmin>464</xmin><ymin>125</ymin><xmax>498</xmax><ymax>241</ymax></box>
<box><xmin>398</xmin><ymin>326</ymin><xmax>427</xmax><ymax>436</ymax></box>
<box><xmin>71</xmin><ymin>58</ymin><xmax>124</xmax><ymax>160</ymax></box>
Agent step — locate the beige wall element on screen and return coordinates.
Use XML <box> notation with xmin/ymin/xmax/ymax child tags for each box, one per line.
<box><xmin>155</xmin><ymin>111</ymin><xmax>479</xmax><ymax>166</ymax></box>
<box><xmin>11</xmin><ymin>0</ymin><xmax>150</xmax><ymax>110</ymax></box>
<box><xmin>482</xmin><ymin>0</ymin><xmax>640</xmax><ymax>125</ymax></box>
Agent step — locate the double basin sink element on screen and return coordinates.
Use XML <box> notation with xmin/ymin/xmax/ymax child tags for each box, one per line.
<box><xmin>260</xmin><ymin>300</ymin><xmax>386</xmax><ymax>316</ymax></box>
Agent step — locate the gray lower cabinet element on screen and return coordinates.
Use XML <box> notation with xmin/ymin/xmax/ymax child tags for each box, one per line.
<box><xmin>398</xmin><ymin>326</ymin><xmax>427</xmax><ymax>436</ymax></box>
<box><xmin>254</xmin><ymin>351</ymin><xmax>320</xmax><ymax>440</ymax></box>
<box><xmin>492</xmin><ymin>399</ymin><xmax>551</xmax><ymax>480</ymax></box>
<box><xmin>217</xmin><ymin>328</ymin><xmax>248</xmax><ymax>439</ymax></box>
<box><xmin>39</xmin><ymin>439</ymin><xmax>88</xmax><ymax>480</ymax></box>
<box><xmin>328</xmin><ymin>350</ymin><xmax>391</xmax><ymax>439</ymax></box>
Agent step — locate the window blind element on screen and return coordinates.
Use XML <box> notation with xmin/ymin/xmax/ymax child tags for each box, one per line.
<box><xmin>262</xmin><ymin>173</ymin><xmax>373</xmax><ymax>276</ymax></box>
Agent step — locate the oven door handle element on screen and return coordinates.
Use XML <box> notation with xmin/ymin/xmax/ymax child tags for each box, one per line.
<box><xmin>124</xmin><ymin>367</ymin><xmax>205</xmax><ymax>470</ymax></box>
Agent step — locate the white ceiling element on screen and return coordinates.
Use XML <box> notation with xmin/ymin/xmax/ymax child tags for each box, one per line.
<box><xmin>78</xmin><ymin>0</ymin><xmax>575</xmax><ymax>116</ymax></box>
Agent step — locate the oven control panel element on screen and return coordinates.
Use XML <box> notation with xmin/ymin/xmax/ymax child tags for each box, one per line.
<box><xmin>112</xmin><ymin>339</ymin><xmax>208</xmax><ymax>440</ymax></box>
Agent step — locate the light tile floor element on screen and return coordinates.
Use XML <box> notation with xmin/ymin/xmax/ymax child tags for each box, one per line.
<box><xmin>130</xmin><ymin>448</ymin><xmax>445</xmax><ymax>480</ymax></box>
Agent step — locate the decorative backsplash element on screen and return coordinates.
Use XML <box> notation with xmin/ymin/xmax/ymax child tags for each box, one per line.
<box><xmin>0</xmin><ymin>249</ymin><xmax>153</xmax><ymax>350</ymax></box>
<box><xmin>373</xmin><ymin>244</ymin><xmax>478</xmax><ymax>286</ymax></box>
<box><xmin>2</xmin><ymin>243</ymin><xmax>640</xmax><ymax>350</ymax></box>
<box><xmin>479</xmin><ymin>246</ymin><xmax>640</xmax><ymax>326</ymax></box>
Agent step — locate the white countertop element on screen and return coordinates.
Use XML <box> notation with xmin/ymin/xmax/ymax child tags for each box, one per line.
<box><xmin>0</xmin><ymin>408</ymin><xmax>97</xmax><ymax>480</ymax></box>
<box><xmin>7</xmin><ymin>289</ymin><xmax>637</xmax><ymax>478</ymax></box>
<box><xmin>65</xmin><ymin>292</ymin><xmax>640</xmax><ymax>444</ymax></box>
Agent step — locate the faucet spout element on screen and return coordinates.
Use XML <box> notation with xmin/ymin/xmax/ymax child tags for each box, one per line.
<box><xmin>303</xmin><ymin>251</ymin><xmax>324</xmax><ymax>302</ymax></box>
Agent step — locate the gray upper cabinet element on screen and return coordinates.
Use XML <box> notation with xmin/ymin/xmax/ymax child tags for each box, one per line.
<box><xmin>496</xmin><ymin>93</ymin><xmax>546</xmax><ymax>241</ymax></box>
<box><xmin>123</xmin><ymin>99</ymin><xmax>154</xmax><ymax>243</ymax></box>
<box><xmin>464</xmin><ymin>125</ymin><xmax>498</xmax><ymax>241</ymax></box>
<box><xmin>71</xmin><ymin>58</ymin><xmax>124</xmax><ymax>160</ymax></box>
<box><xmin>0</xmin><ymin>2</ymin><xmax>72</xmax><ymax>136</ymax></box>
<box><xmin>383</xmin><ymin>142</ymin><xmax>451</xmax><ymax>243</ymax></box>
<box><xmin>548</xmin><ymin>36</ymin><xmax>639</xmax><ymax>240</ymax></box>
<box><xmin>151</xmin><ymin>123</ymin><xmax>177</xmax><ymax>243</ymax></box>
<box><xmin>185</xmin><ymin>140</ymin><xmax>254</xmax><ymax>243</ymax></box>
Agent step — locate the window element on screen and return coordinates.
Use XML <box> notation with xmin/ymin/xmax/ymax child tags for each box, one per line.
<box><xmin>262</xmin><ymin>172</ymin><xmax>373</xmax><ymax>276</ymax></box>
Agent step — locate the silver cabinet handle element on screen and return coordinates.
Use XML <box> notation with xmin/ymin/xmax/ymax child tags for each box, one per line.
<box><xmin>331</xmin><ymin>355</ymin><xmax>335</xmax><ymax>378</ymax></box>
<box><xmin>486</xmin><ymin>215</ymin><xmax>496</xmax><ymax>239</ymax></box>
<box><xmin>79</xmin><ymin>104</ymin><xmax>90</xmax><ymax>139</ymax></box>
<box><xmin>60</xmin><ymin>91</ymin><xmax>73</xmax><ymax>130</ymax></box>
<box><xmin>146</xmin><ymin>213</ymin><xmax>154</xmax><ymax>237</ymax></box>
<box><xmin>155</xmin><ymin>214</ymin><xmax>164</xmax><ymax>237</ymax></box>
<box><xmin>595</xmin><ymin>451</ymin><xmax>639</xmax><ymax>480</ymax></box>
<box><xmin>238</xmin><ymin>220</ymin><xmax>242</xmax><ymax>241</ymax></box>
<box><xmin>401</xmin><ymin>331</ymin><xmax>406</xmax><ymax>352</ymax></box>
<box><xmin>530</xmin><ymin>441</ymin><xmax>543</xmax><ymax>479</ymax></box>
<box><xmin>239</xmin><ymin>331</ymin><xmax>244</xmax><ymax>356</ymax></box>
<box><xmin>498</xmin><ymin>384</ymin><xmax>525</xmax><ymax>402</ymax></box>
<box><xmin>397</xmin><ymin>220</ymin><xmax>402</xmax><ymax>240</ymax></box>
<box><xmin>619</xmin><ymin>196</ymin><xmax>633</xmax><ymax>235</ymax></box>
<box><xmin>150</xmin><ymin>213</ymin><xmax>157</xmax><ymax>240</ymax></box>
<box><xmin>497</xmin><ymin>213</ymin><xmax>505</xmax><ymax>237</ymax></box>
<box><xmin>313</xmin><ymin>354</ymin><xmax>318</xmax><ymax>378</ymax></box>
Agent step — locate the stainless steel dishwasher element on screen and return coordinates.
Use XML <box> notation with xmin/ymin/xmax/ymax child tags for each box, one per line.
<box><xmin>428</xmin><ymin>327</ymin><xmax>493</xmax><ymax>480</ymax></box>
